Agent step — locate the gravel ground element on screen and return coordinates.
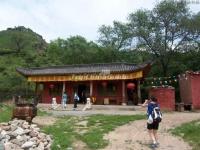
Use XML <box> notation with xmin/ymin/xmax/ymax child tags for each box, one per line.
<box><xmin>102</xmin><ymin>112</ymin><xmax>200</xmax><ymax>150</ymax></box>
<box><xmin>32</xmin><ymin>116</ymin><xmax>58</xmax><ymax>127</ymax></box>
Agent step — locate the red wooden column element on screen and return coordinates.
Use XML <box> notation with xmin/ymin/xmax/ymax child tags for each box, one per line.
<box><xmin>62</xmin><ymin>81</ymin><xmax>66</xmax><ymax>94</ymax></box>
<box><xmin>90</xmin><ymin>81</ymin><xmax>93</xmax><ymax>97</ymax></box>
<box><xmin>35</xmin><ymin>82</ymin><xmax>38</xmax><ymax>95</ymax></box>
<box><xmin>122</xmin><ymin>80</ymin><xmax>126</xmax><ymax>105</ymax></box>
<box><xmin>137</xmin><ymin>80</ymin><xmax>141</xmax><ymax>104</ymax></box>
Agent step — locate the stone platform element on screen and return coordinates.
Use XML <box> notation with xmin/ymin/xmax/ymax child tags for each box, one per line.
<box><xmin>38</xmin><ymin>103</ymin><xmax>145</xmax><ymax>111</ymax></box>
<box><xmin>37</xmin><ymin>103</ymin><xmax>146</xmax><ymax>116</ymax></box>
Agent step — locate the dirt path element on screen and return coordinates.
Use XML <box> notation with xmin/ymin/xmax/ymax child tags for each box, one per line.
<box><xmin>32</xmin><ymin>116</ymin><xmax>58</xmax><ymax>127</ymax></box>
<box><xmin>102</xmin><ymin>112</ymin><xmax>200</xmax><ymax>150</ymax></box>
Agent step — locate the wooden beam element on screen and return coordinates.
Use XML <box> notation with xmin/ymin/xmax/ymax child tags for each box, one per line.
<box><xmin>27</xmin><ymin>71</ymin><xmax>143</xmax><ymax>82</ymax></box>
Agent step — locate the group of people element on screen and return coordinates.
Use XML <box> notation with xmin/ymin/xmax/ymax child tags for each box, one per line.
<box><xmin>51</xmin><ymin>91</ymin><xmax>92</xmax><ymax>111</ymax></box>
<box><xmin>61</xmin><ymin>91</ymin><xmax>80</xmax><ymax>110</ymax></box>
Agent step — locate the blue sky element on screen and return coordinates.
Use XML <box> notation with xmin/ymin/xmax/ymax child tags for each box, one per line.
<box><xmin>0</xmin><ymin>0</ymin><xmax>199</xmax><ymax>42</ymax></box>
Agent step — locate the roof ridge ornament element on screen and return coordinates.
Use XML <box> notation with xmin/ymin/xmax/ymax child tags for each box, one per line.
<box><xmin>100</xmin><ymin>69</ymin><xmax>111</xmax><ymax>75</ymax></box>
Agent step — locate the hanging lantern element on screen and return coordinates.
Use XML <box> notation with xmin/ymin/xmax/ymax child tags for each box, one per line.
<box><xmin>127</xmin><ymin>83</ymin><xmax>135</xmax><ymax>90</ymax></box>
<box><xmin>102</xmin><ymin>81</ymin><xmax>107</xmax><ymax>87</ymax></box>
<box><xmin>49</xmin><ymin>84</ymin><xmax>54</xmax><ymax>89</ymax></box>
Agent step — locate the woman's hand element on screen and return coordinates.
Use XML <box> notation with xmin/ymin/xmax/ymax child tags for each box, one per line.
<box><xmin>142</xmin><ymin>99</ymin><xmax>149</xmax><ymax>107</ymax></box>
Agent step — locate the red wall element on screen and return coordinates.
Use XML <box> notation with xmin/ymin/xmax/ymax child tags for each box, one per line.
<box><xmin>149</xmin><ymin>86</ymin><xmax>175</xmax><ymax>111</ymax></box>
<box><xmin>179</xmin><ymin>74</ymin><xmax>192</xmax><ymax>104</ymax></box>
<box><xmin>190</xmin><ymin>74</ymin><xmax>200</xmax><ymax>109</ymax></box>
<box><xmin>179</xmin><ymin>72</ymin><xmax>200</xmax><ymax>109</ymax></box>
<box><xmin>65</xmin><ymin>82</ymin><xmax>73</xmax><ymax>104</ymax></box>
<box><xmin>42</xmin><ymin>82</ymin><xmax>62</xmax><ymax>104</ymax></box>
<box><xmin>42</xmin><ymin>82</ymin><xmax>76</xmax><ymax>104</ymax></box>
<box><xmin>92</xmin><ymin>80</ymin><xmax>123</xmax><ymax>105</ymax></box>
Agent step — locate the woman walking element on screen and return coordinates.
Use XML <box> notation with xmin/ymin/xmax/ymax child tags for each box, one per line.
<box><xmin>142</xmin><ymin>96</ymin><xmax>161</xmax><ymax>148</ymax></box>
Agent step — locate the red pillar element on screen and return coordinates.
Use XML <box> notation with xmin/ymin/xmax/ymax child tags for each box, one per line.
<box><xmin>122</xmin><ymin>80</ymin><xmax>126</xmax><ymax>105</ymax></box>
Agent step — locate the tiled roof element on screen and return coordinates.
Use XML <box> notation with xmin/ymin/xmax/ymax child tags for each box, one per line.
<box><xmin>16</xmin><ymin>62</ymin><xmax>151</xmax><ymax>76</ymax></box>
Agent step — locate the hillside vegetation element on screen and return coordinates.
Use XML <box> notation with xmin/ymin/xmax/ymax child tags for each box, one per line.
<box><xmin>0</xmin><ymin>26</ymin><xmax>47</xmax><ymax>99</ymax></box>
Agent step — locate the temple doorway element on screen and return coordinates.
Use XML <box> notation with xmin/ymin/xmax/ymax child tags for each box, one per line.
<box><xmin>77</xmin><ymin>84</ymin><xmax>87</xmax><ymax>104</ymax></box>
<box><xmin>127</xmin><ymin>89</ymin><xmax>138</xmax><ymax>105</ymax></box>
<box><xmin>126</xmin><ymin>82</ymin><xmax>138</xmax><ymax>105</ymax></box>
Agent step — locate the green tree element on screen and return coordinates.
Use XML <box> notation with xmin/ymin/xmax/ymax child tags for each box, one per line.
<box><xmin>98</xmin><ymin>21</ymin><xmax>132</xmax><ymax>50</ymax></box>
<box><xmin>64</xmin><ymin>36</ymin><xmax>93</xmax><ymax>64</ymax></box>
<box><xmin>45</xmin><ymin>38</ymin><xmax>65</xmax><ymax>65</ymax></box>
<box><xmin>128</xmin><ymin>0</ymin><xmax>200</xmax><ymax>76</ymax></box>
<box><xmin>11</xmin><ymin>31</ymin><xmax>27</xmax><ymax>53</ymax></box>
<box><xmin>98</xmin><ymin>21</ymin><xmax>142</xmax><ymax>63</ymax></box>
<box><xmin>46</xmin><ymin>36</ymin><xmax>101</xmax><ymax>65</ymax></box>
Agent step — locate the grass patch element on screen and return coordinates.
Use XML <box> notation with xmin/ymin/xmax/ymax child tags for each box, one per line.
<box><xmin>0</xmin><ymin>104</ymin><xmax>145</xmax><ymax>150</ymax></box>
<box><xmin>171</xmin><ymin>120</ymin><xmax>200</xmax><ymax>150</ymax></box>
<box><xmin>80</xmin><ymin>114</ymin><xmax>145</xmax><ymax>149</ymax></box>
<box><xmin>42</xmin><ymin>116</ymin><xmax>77</xmax><ymax>150</ymax></box>
<box><xmin>37</xmin><ymin>109</ymin><xmax>51</xmax><ymax>116</ymax></box>
<box><xmin>43</xmin><ymin>114</ymin><xmax>145</xmax><ymax>150</ymax></box>
<box><xmin>0</xmin><ymin>103</ymin><xmax>12</xmax><ymax>123</ymax></box>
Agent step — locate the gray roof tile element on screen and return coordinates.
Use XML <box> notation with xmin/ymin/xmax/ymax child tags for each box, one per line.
<box><xmin>16</xmin><ymin>62</ymin><xmax>151</xmax><ymax>76</ymax></box>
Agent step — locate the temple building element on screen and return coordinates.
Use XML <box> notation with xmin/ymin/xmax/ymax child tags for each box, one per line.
<box><xmin>17</xmin><ymin>62</ymin><xmax>151</xmax><ymax>105</ymax></box>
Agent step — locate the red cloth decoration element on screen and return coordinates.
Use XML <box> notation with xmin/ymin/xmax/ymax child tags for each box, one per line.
<box><xmin>127</xmin><ymin>83</ymin><xmax>135</xmax><ymax>89</ymax></box>
<box><xmin>49</xmin><ymin>84</ymin><xmax>54</xmax><ymax>89</ymax></box>
<box><xmin>102</xmin><ymin>81</ymin><xmax>107</xmax><ymax>87</ymax></box>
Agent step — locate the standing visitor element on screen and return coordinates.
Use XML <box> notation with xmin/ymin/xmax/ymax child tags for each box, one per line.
<box><xmin>81</xmin><ymin>91</ymin><xmax>86</xmax><ymax>104</ymax></box>
<box><xmin>73</xmin><ymin>92</ymin><xmax>79</xmax><ymax>110</ymax></box>
<box><xmin>62</xmin><ymin>91</ymin><xmax>68</xmax><ymax>109</ymax></box>
<box><xmin>142</xmin><ymin>96</ymin><xmax>162</xmax><ymax>148</ymax></box>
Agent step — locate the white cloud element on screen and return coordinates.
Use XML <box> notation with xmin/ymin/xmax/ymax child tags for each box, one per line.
<box><xmin>0</xmin><ymin>0</ymin><xmax>199</xmax><ymax>42</ymax></box>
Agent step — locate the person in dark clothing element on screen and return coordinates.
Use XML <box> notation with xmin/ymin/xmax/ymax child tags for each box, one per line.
<box><xmin>73</xmin><ymin>92</ymin><xmax>79</xmax><ymax>110</ymax></box>
<box><xmin>81</xmin><ymin>91</ymin><xmax>86</xmax><ymax>104</ymax></box>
